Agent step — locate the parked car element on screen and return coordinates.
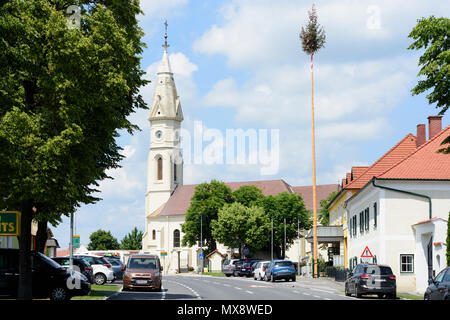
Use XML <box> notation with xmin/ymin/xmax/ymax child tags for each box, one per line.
<box><xmin>345</xmin><ymin>263</ymin><xmax>396</xmax><ymax>299</ymax></box>
<box><xmin>73</xmin><ymin>254</ymin><xmax>115</xmax><ymax>285</ymax></box>
<box><xmin>0</xmin><ymin>249</ymin><xmax>90</xmax><ymax>301</ymax></box>
<box><xmin>222</xmin><ymin>259</ymin><xmax>243</xmax><ymax>277</ymax></box>
<box><xmin>123</xmin><ymin>254</ymin><xmax>162</xmax><ymax>291</ymax></box>
<box><xmin>424</xmin><ymin>266</ymin><xmax>450</xmax><ymax>300</ymax></box>
<box><xmin>239</xmin><ymin>262</ymin><xmax>254</xmax><ymax>277</ymax></box>
<box><xmin>265</xmin><ymin>260</ymin><xmax>296</xmax><ymax>282</ymax></box>
<box><xmin>52</xmin><ymin>256</ymin><xmax>94</xmax><ymax>284</ymax></box>
<box><xmin>103</xmin><ymin>256</ymin><xmax>125</xmax><ymax>280</ymax></box>
<box><xmin>253</xmin><ymin>260</ymin><xmax>271</xmax><ymax>280</ymax></box>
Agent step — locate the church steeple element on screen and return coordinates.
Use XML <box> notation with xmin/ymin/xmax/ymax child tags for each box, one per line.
<box><xmin>149</xmin><ymin>21</ymin><xmax>183</xmax><ymax>122</ymax></box>
<box><xmin>145</xmin><ymin>21</ymin><xmax>184</xmax><ymax>219</ymax></box>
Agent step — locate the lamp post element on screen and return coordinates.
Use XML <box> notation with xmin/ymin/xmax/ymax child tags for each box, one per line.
<box><xmin>271</xmin><ymin>218</ymin><xmax>274</xmax><ymax>261</ymax></box>
<box><xmin>196</xmin><ymin>212</ymin><xmax>203</xmax><ymax>275</ymax></box>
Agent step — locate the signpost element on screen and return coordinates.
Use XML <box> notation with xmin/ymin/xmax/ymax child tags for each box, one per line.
<box><xmin>73</xmin><ymin>235</ymin><xmax>80</xmax><ymax>249</ymax></box>
<box><xmin>360</xmin><ymin>246</ymin><xmax>374</xmax><ymax>264</ymax></box>
<box><xmin>0</xmin><ymin>211</ymin><xmax>21</xmax><ymax>236</ymax></box>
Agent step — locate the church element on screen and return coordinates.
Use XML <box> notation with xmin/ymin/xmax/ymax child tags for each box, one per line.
<box><xmin>141</xmin><ymin>33</ymin><xmax>338</xmax><ymax>274</ymax></box>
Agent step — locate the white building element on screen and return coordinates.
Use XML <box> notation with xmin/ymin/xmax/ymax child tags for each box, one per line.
<box><xmin>345</xmin><ymin>117</ymin><xmax>449</xmax><ymax>294</ymax></box>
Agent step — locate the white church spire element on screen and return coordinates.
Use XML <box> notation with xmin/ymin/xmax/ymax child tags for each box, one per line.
<box><xmin>149</xmin><ymin>21</ymin><xmax>183</xmax><ymax>122</ymax></box>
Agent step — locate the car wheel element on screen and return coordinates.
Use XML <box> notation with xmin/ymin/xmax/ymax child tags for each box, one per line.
<box><xmin>291</xmin><ymin>276</ymin><xmax>296</xmax><ymax>282</ymax></box>
<box><xmin>50</xmin><ymin>287</ymin><xmax>69</xmax><ymax>301</ymax></box>
<box><xmin>345</xmin><ymin>285</ymin><xmax>351</xmax><ymax>297</ymax></box>
<box><xmin>355</xmin><ymin>286</ymin><xmax>362</xmax><ymax>298</ymax></box>
<box><xmin>225</xmin><ymin>274</ymin><xmax>231</xmax><ymax>277</ymax></box>
<box><xmin>271</xmin><ymin>274</ymin><xmax>275</xmax><ymax>282</ymax></box>
<box><xmin>264</xmin><ymin>274</ymin><xmax>269</xmax><ymax>282</ymax></box>
<box><xmin>424</xmin><ymin>293</ymin><xmax>430</xmax><ymax>300</ymax></box>
<box><xmin>95</xmin><ymin>273</ymin><xmax>107</xmax><ymax>285</ymax></box>
<box><xmin>233</xmin><ymin>271</ymin><xmax>239</xmax><ymax>277</ymax></box>
<box><xmin>387</xmin><ymin>293</ymin><xmax>396</xmax><ymax>300</ymax></box>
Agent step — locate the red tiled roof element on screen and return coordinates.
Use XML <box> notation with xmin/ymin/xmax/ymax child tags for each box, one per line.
<box><xmin>344</xmin><ymin>133</ymin><xmax>417</xmax><ymax>189</ymax></box>
<box><xmin>380</xmin><ymin>126</ymin><xmax>450</xmax><ymax>180</ymax></box>
<box><xmin>157</xmin><ymin>180</ymin><xmax>293</xmax><ymax>217</ymax></box>
<box><xmin>56</xmin><ymin>248</ymin><xmax>70</xmax><ymax>257</ymax></box>
<box><xmin>292</xmin><ymin>184</ymin><xmax>339</xmax><ymax>211</ymax></box>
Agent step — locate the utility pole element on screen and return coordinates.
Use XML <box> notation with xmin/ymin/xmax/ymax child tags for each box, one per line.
<box><xmin>283</xmin><ymin>218</ymin><xmax>286</xmax><ymax>260</ymax></box>
<box><xmin>271</xmin><ymin>218</ymin><xmax>273</xmax><ymax>261</ymax></box>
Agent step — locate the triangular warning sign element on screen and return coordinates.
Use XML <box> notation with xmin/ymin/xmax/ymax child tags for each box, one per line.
<box><xmin>361</xmin><ymin>246</ymin><xmax>373</xmax><ymax>258</ymax></box>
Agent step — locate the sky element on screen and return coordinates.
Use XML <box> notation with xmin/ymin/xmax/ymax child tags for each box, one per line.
<box><xmin>52</xmin><ymin>0</ymin><xmax>450</xmax><ymax>248</ymax></box>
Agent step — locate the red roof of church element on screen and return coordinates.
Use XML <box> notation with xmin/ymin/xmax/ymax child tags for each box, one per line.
<box><xmin>344</xmin><ymin>133</ymin><xmax>417</xmax><ymax>189</ymax></box>
<box><xmin>151</xmin><ymin>179</ymin><xmax>338</xmax><ymax>217</ymax></box>
<box><xmin>379</xmin><ymin>125</ymin><xmax>450</xmax><ymax>180</ymax></box>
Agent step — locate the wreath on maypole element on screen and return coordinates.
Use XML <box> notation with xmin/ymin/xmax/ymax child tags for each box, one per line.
<box><xmin>299</xmin><ymin>4</ymin><xmax>326</xmax><ymax>66</ymax></box>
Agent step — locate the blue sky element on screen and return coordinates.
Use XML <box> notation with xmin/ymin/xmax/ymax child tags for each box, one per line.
<box><xmin>52</xmin><ymin>0</ymin><xmax>450</xmax><ymax>248</ymax></box>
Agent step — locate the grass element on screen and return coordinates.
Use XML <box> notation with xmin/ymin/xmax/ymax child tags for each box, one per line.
<box><xmin>398</xmin><ymin>294</ymin><xmax>423</xmax><ymax>300</ymax></box>
<box><xmin>71</xmin><ymin>284</ymin><xmax>121</xmax><ymax>300</ymax></box>
<box><xmin>201</xmin><ymin>272</ymin><xmax>227</xmax><ymax>277</ymax></box>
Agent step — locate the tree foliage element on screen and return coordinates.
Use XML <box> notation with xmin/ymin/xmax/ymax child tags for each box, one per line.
<box><xmin>181</xmin><ymin>180</ymin><xmax>234</xmax><ymax>254</ymax></box>
<box><xmin>299</xmin><ymin>4</ymin><xmax>326</xmax><ymax>56</ymax></box>
<box><xmin>408</xmin><ymin>16</ymin><xmax>450</xmax><ymax>153</ymax></box>
<box><xmin>318</xmin><ymin>191</ymin><xmax>339</xmax><ymax>226</ymax></box>
<box><xmin>211</xmin><ymin>203</ymin><xmax>270</xmax><ymax>255</ymax></box>
<box><xmin>262</xmin><ymin>192</ymin><xmax>311</xmax><ymax>258</ymax></box>
<box><xmin>232</xmin><ymin>185</ymin><xmax>265</xmax><ymax>207</ymax></box>
<box><xmin>447</xmin><ymin>212</ymin><xmax>450</xmax><ymax>266</ymax></box>
<box><xmin>88</xmin><ymin>229</ymin><xmax>120</xmax><ymax>250</ymax></box>
<box><xmin>120</xmin><ymin>227</ymin><xmax>143</xmax><ymax>250</ymax></box>
<box><xmin>0</xmin><ymin>0</ymin><xmax>147</xmax><ymax>299</ymax></box>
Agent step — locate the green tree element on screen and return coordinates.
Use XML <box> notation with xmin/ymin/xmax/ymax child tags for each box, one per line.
<box><xmin>232</xmin><ymin>185</ymin><xmax>265</xmax><ymax>207</ymax></box>
<box><xmin>318</xmin><ymin>191</ymin><xmax>339</xmax><ymax>226</ymax></box>
<box><xmin>408</xmin><ymin>16</ymin><xmax>450</xmax><ymax>153</ymax></box>
<box><xmin>88</xmin><ymin>229</ymin><xmax>120</xmax><ymax>250</ymax></box>
<box><xmin>0</xmin><ymin>0</ymin><xmax>147</xmax><ymax>299</ymax></box>
<box><xmin>211</xmin><ymin>203</ymin><xmax>270</xmax><ymax>256</ymax></box>
<box><xmin>181</xmin><ymin>180</ymin><xmax>234</xmax><ymax>254</ymax></box>
<box><xmin>262</xmin><ymin>192</ymin><xmax>311</xmax><ymax>259</ymax></box>
<box><xmin>121</xmin><ymin>227</ymin><xmax>143</xmax><ymax>250</ymax></box>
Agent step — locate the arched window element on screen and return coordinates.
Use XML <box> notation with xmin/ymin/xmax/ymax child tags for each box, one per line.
<box><xmin>173</xmin><ymin>229</ymin><xmax>180</xmax><ymax>248</ymax></box>
<box><xmin>152</xmin><ymin>230</ymin><xmax>156</xmax><ymax>240</ymax></box>
<box><xmin>157</xmin><ymin>156</ymin><xmax>163</xmax><ymax>180</ymax></box>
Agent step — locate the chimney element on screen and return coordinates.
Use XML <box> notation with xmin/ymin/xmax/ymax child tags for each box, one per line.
<box><xmin>416</xmin><ymin>124</ymin><xmax>426</xmax><ymax>147</ymax></box>
<box><xmin>428</xmin><ymin>115</ymin><xmax>442</xmax><ymax>140</ymax></box>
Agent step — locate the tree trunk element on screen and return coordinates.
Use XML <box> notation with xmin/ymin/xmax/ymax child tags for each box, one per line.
<box><xmin>18</xmin><ymin>199</ymin><xmax>33</xmax><ymax>300</ymax></box>
<box><xmin>35</xmin><ymin>220</ymin><xmax>48</xmax><ymax>254</ymax></box>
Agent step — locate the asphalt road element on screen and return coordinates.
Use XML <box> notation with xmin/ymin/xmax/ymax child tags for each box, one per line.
<box><xmin>107</xmin><ymin>275</ymin><xmax>360</xmax><ymax>300</ymax></box>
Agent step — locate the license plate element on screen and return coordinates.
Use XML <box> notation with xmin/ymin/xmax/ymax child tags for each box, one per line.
<box><xmin>136</xmin><ymin>280</ymin><xmax>147</xmax><ymax>284</ymax></box>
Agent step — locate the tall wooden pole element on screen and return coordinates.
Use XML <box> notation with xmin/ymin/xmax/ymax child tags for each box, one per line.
<box><xmin>311</xmin><ymin>54</ymin><xmax>318</xmax><ymax>278</ymax></box>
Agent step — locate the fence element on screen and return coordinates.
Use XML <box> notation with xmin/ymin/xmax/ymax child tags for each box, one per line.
<box><xmin>325</xmin><ymin>266</ymin><xmax>350</xmax><ymax>282</ymax></box>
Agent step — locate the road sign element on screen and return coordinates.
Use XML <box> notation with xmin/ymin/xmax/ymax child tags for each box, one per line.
<box><xmin>0</xmin><ymin>211</ymin><xmax>20</xmax><ymax>236</ymax></box>
<box><xmin>73</xmin><ymin>235</ymin><xmax>80</xmax><ymax>248</ymax></box>
<box><xmin>199</xmin><ymin>253</ymin><xmax>204</xmax><ymax>260</ymax></box>
<box><xmin>361</xmin><ymin>246</ymin><xmax>373</xmax><ymax>258</ymax></box>
<box><xmin>160</xmin><ymin>251</ymin><xmax>168</xmax><ymax>257</ymax></box>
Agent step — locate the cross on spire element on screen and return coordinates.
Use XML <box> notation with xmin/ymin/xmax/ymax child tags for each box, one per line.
<box><xmin>163</xmin><ymin>20</ymin><xmax>169</xmax><ymax>49</ymax></box>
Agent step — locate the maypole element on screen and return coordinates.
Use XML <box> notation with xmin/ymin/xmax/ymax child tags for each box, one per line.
<box><xmin>300</xmin><ymin>4</ymin><xmax>326</xmax><ymax>278</ymax></box>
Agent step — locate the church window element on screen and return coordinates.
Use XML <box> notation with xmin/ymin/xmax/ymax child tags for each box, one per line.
<box><xmin>173</xmin><ymin>229</ymin><xmax>180</xmax><ymax>247</ymax></box>
<box><xmin>157</xmin><ymin>156</ymin><xmax>163</xmax><ymax>180</ymax></box>
<box><xmin>152</xmin><ymin>230</ymin><xmax>156</xmax><ymax>240</ymax></box>
<box><xmin>174</xmin><ymin>163</ymin><xmax>177</xmax><ymax>182</ymax></box>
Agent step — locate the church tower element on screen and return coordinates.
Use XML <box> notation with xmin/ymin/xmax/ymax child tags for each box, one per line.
<box><xmin>145</xmin><ymin>22</ymin><xmax>184</xmax><ymax>217</ymax></box>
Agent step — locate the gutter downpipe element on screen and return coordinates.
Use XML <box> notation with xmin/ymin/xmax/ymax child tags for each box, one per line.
<box><xmin>371</xmin><ymin>178</ymin><xmax>432</xmax><ymax>220</ymax></box>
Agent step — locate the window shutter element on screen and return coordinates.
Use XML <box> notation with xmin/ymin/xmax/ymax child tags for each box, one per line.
<box><xmin>374</xmin><ymin>202</ymin><xmax>377</xmax><ymax>228</ymax></box>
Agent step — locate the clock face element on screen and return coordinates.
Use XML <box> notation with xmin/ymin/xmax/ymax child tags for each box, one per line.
<box><xmin>155</xmin><ymin>130</ymin><xmax>163</xmax><ymax>139</ymax></box>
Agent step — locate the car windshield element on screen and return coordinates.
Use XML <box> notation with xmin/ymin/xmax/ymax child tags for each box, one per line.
<box><xmin>274</xmin><ymin>261</ymin><xmax>292</xmax><ymax>267</ymax></box>
<box><xmin>364</xmin><ymin>266</ymin><xmax>393</xmax><ymax>275</ymax></box>
<box><xmin>108</xmin><ymin>259</ymin><xmax>121</xmax><ymax>266</ymax></box>
<box><xmin>36</xmin><ymin>252</ymin><xmax>64</xmax><ymax>269</ymax></box>
<box><xmin>128</xmin><ymin>258</ymin><xmax>158</xmax><ymax>269</ymax></box>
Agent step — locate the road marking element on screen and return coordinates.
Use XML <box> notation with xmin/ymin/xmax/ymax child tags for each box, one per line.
<box><xmin>313</xmin><ymin>295</ymin><xmax>321</xmax><ymax>298</ymax></box>
<box><xmin>161</xmin><ymin>285</ymin><xmax>166</xmax><ymax>300</ymax></box>
<box><xmin>245</xmin><ymin>290</ymin><xmax>254</xmax><ymax>294</ymax></box>
<box><xmin>166</xmin><ymin>280</ymin><xmax>202</xmax><ymax>300</ymax></box>
<box><xmin>293</xmin><ymin>290</ymin><xmax>299</xmax><ymax>294</ymax></box>
<box><xmin>234</xmin><ymin>287</ymin><xmax>242</xmax><ymax>290</ymax></box>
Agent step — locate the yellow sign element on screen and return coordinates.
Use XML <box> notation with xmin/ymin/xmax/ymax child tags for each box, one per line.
<box><xmin>0</xmin><ymin>211</ymin><xmax>21</xmax><ymax>236</ymax></box>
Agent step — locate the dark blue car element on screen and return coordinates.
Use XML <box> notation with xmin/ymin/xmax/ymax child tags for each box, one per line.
<box><xmin>265</xmin><ymin>260</ymin><xmax>296</xmax><ymax>282</ymax></box>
